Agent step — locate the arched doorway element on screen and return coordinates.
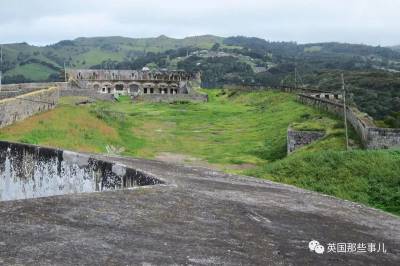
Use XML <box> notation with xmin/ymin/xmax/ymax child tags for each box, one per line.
<box><xmin>115</xmin><ymin>84</ymin><xmax>124</xmax><ymax>91</ymax></box>
<box><xmin>129</xmin><ymin>84</ymin><xmax>140</xmax><ymax>93</ymax></box>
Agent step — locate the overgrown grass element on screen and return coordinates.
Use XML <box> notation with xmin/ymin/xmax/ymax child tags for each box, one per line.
<box><xmin>1</xmin><ymin>89</ymin><xmax>399</xmax><ymax>215</ymax></box>
<box><xmin>248</xmin><ymin>150</ymin><xmax>400</xmax><ymax>215</ymax></box>
<box><xmin>0</xmin><ymin>90</ymin><xmax>344</xmax><ymax>166</ymax></box>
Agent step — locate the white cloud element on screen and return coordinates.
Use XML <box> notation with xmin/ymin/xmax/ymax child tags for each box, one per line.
<box><xmin>0</xmin><ymin>0</ymin><xmax>398</xmax><ymax>45</ymax></box>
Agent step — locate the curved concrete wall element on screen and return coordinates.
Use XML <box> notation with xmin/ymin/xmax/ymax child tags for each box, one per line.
<box><xmin>0</xmin><ymin>141</ymin><xmax>163</xmax><ymax>201</ymax></box>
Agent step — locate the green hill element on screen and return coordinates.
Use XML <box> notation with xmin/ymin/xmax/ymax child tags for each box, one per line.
<box><xmin>2</xmin><ymin>35</ymin><xmax>399</xmax><ymax>84</ymax></box>
<box><xmin>1</xmin><ymin>35</ymin><xmax>223</xmax><ymax>81</ymax></box>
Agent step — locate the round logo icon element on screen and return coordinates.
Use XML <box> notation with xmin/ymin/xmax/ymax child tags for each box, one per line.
<box><xmin>309</xmin><ymin>240</ymin><xmax>325</xmax><ymax>254</ymax></box>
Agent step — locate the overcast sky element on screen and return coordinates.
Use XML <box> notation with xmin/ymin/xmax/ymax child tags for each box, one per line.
<box><xmin>0</xmin><ymin>0</ymin><xmax>398</xmax><ymax>46</ymax></box>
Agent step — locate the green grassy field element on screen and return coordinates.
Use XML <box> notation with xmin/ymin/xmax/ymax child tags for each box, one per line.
<box><xmin>0</xmin><ymin>89</ymin><xmax>346</xmax><ymax>168</ymax></box>
<box><xmin>0</xmin><ymin>89</ymin><xmax>398</xmax><ymax>215</ymax></box>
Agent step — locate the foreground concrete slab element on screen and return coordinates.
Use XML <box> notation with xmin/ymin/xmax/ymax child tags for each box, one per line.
<box><xmin>0</xmin><ymin>155</ymin><xmax>399</xmax><ymax>265</ymax></box>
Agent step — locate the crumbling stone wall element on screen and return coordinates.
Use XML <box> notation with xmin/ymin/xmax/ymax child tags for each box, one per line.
<box><xmin>0</xmin><ymin>82</ymin><xmax>67</xmax><ymax>100</ymax></box>
<box><xmin>287</xmin><ymin>128</ymin><xmax>325</xmax><ymax>153</ymax></box>
<box><xmin>1</xmin><ymin>82</ymin><xmax>67</xmax><ymax>91</ymax></box>
<box><xmin>0</xmin><ymin>141</ymin><xmax>163</xmax><ymax>201</ymax></box>
<box><xmin>60</xmin><ymin>88</ymin><xmax>114</xmax><ymax>101</ymax></box>
<box><xmin>0</xmin><ymin>87</ymin><xmax>59</xmax><ymax>128</ymax></box>
<box><xmin>0</xmin><ymin>88</ymin><xmax>43</xmax><ymax>100</ymax></box>
<box><xmin>297</xmin><ymin>94</ymin><xmax>400</xmax><ymax>149</ymax></box>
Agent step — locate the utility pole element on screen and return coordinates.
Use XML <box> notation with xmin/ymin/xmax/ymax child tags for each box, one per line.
<box><xmin>294</xmin><ymin>67</ymin><xmax>297</xmax><ymax>90</ymax></box>
<box><xmin>64</xmin><ymin>61</ymin><xmax>67</xmax><ymax>82</ymax></box>
<box><xmin>0</xmin><ymin>45</ymin><xmax>3</xmax><ymax>92</ymax></box>
<box><xmin>342</xmin><ymin>73</ymin><xmax>349</xmax><ymax>150</ymax></box>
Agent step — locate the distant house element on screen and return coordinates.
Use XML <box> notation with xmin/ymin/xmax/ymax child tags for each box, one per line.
<box><xmin>254</xmin><ymin>67</ymin><xmax>267</xmax><ymax>73</ymax></box>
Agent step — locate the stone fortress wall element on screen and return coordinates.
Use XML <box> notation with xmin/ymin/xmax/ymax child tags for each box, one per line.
<box><xmin>287</xmin><ymin>128</ymin><xmax>325</xmax><ymax>153</ymax></box>
<box><xmin>59</xmin><ymin>88</ymin><xmax>115</xmax><ymax>101</ymax></box>
<box><xmin>0</xmin><ymin>86</ymin><xmax>59</xmax><ymax>128</ymax></box>
<box><xmin>297</xmin><ymin>93</ymin><xmax>400</xmax><ymax>149</ymax></box>
<box><xmin>0</xmin><ymin>82</ymin><xmax>66</xmax><ymax>100</ymax></box>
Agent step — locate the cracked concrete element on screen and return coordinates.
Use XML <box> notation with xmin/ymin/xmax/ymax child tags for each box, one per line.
<box><xmin>0</xmin><ymin>154</ymin><xmax>399</xmax><ymax>265</ymax></box>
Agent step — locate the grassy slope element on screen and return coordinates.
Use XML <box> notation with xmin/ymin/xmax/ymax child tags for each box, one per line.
<box><xmin>5</xmin><ymin>63</ymin><xmax>57</xmax><ymax>80</ymax></box>
<box><xmin>249</xmin><ymin>150</ymin><xmax>400</xmax><ymax>215</ymax></box>
<box><xmin>0</xmin><ymin>89</ymin><xmax>398</xmax><ymax>215</ymax></box>
<box><xmin>73</xmin><ymin>48</ymin><xmax>125</xmax><ymax>68</ymax></box>
<box><xmin>0</xmin><ymin>90</ymin><xmax>344</xmax><ymax>166</ymax></box>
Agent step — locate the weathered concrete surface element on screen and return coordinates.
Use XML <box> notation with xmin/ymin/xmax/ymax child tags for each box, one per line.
<box><xmin>0</xmin><ymin>155</ymin><xmax>399</xmax><ymax>265</ymax></box>
<box><xmin>0</xmin><ymin>141</ymin><xmax>163</xmax><ymax>201</ymax></box>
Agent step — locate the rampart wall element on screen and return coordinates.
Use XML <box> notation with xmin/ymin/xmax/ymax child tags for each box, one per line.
<box><xmin>297</xmin><ymin>94</ymin><xmax>400</xmax><ymax>149</ymax></box>
<box><xmin>1</xmin><ymin>82</ymin><xmax>67</xmax><ymax>91</ymax></box>
<box><xmin>0</xmin><ymin>82</ymin><xmax>67</xmax><ymax>100</ymax></box>
<box><xmin>0</xmin><ymin>87</ymin><xmax>59</xmax><ymax>128</ymax></box>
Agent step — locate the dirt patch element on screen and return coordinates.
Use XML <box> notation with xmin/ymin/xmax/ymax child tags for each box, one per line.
<box><xmin>224</xmin><ymin>163</ymin><xmax>257</xmax><ymax>171</ymax></box>
<box><xmin>155</xmin><ymin>152</ymin><xmax>217</xmax><ymax>169</ymax></box>
<box><xmin>132</xmin><ymin>121</ymin><xmax>176</xmax><ymax>136</ymax></box>
<box><xmin>155</xmin><ymin>152</ymin><xmax>257</xmax><ymax>172</ymax></box>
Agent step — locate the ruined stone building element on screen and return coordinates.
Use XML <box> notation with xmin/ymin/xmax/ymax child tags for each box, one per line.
<box><xmin>66</xmin><ymin>69</ymin><xmax>201</xmax><ymax>97</ymax></box>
